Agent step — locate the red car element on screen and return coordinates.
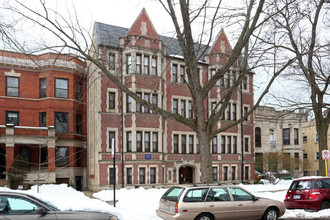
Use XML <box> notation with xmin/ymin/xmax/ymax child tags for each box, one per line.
<box><xmin>284</xmin><ymin>177</ymin><xmax>330</xmax><ymax>211</ymax></box>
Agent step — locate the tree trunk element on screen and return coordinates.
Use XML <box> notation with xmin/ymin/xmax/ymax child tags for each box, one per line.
<box><xmin>318</xmin><ymin>125</ymin><xmax>329</xmax><ymax>176</ymax></box>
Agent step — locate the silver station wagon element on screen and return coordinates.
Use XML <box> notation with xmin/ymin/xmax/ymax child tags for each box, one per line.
<box><xmin>156</xmin><ymin>184</ymin><xmax>286</xmax><ymax>220</ymax></box>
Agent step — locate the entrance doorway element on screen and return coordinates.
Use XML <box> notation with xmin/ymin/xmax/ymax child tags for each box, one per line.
<box><xmin>179</xmin><ymin>166</ymin><xmax>194</xmax><ymax>184</ymax></box>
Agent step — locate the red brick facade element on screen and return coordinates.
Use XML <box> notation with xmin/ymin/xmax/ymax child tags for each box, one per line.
<box><xmin>88</xmin><ymin>9</ymin><xmax>255</xmax><ymax>190</ymax></box>
<box><xmin>0</xmin><ymin>50</ymin><xmax>87</xmax><ymax>190</ymax></box>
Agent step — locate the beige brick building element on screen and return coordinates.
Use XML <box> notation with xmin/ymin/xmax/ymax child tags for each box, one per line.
<box><xmin>303</xmin><ymin>120</ymin><xmax>330</xmax><ymax>176</ymax></box>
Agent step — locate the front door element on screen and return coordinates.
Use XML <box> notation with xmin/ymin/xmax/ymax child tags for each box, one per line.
<box><xmin>179</xmin><ymin>166</ymin><xmax>193</xmax><ymax>184</ymax></box>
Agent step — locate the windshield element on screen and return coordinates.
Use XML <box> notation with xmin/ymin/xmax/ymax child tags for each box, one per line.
<box><xmin>161</xmin><ymin>187</ymin><xmax>184</xmax><ymax>202</ymax></box>
<box><xmin>30</xmin><ymin>195</ymin><xmax>60</xmax><ymax>211</ymax></box>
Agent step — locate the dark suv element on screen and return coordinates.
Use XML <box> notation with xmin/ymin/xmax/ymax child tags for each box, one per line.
<box><xmin>284</xmin><ymin>177</ymin><xmax>330</xmax><ymax>211</ymax></box>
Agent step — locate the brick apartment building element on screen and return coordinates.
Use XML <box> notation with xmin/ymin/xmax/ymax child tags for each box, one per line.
<box><xmin>88</xmin><ymin>9</ymin><xmax>255</xmax><ymax>190</ymax></box>
<box><xmin>0</xmin><ymin>50</ymin><xmax>87</xmax><ymax>190</ymax></box>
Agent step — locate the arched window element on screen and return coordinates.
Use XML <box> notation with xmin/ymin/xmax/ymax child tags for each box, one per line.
<box><xmin>255</xmin><ymin>127</ymin><xmax>261</xmax><ymax>148</ymax></box>
<box><xmin>270</xmin><ymin>129</ymin><xmax>275</xmax><ymax>147</ymax></box>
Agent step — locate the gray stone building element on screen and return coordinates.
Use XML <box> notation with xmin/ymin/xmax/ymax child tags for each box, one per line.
<box><xmin>254</xmin><ymin>106</ymin><xmax>305</xmax><ymax>178</ymax></box>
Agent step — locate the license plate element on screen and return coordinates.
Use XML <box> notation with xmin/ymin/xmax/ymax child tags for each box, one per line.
<box><xmin>294</xmin><ymin>195</ymin><xmax>301</xmax><ymax>199</ymax></box>
<box><xmin>164</xmin><ymin>205</ymin><xmax>169</xmax><ymax>211</ymax></box>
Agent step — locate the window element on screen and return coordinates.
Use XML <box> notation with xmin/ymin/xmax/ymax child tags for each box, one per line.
<box><xmin>196</xmin><ymin>138</ymin><xmax>200</xmax><ymax>154</ymax></box>
<box><xmin>207</xmin><ymin>188</ymin><xmax>230</xmax><ymax>202</ymax></box>
<box><xmin>109</xmin><ymin>168</ymin><xmax>115</xmax><ymax>185</ymax></box>
<box><xmin>294</xmin><ymin>128</ymin><xmax>299</xmax><ymax>145</ymax></box>
<box><xmin>144</xmin><ymin>56</ymin><xmax>150</xmax><ymax>74</ymax></box>
<box><xmin>188</xmin><ymin>101</ymin><xmax>193</xmax><ymax>119</ymax></box>
<box><xmin>244</xmin><ymin>166</ymin><xmax>249</xmax><ymax>180</ymax></box>
<box><xmin>39</xmin><ymin>78</ymin><xmax>46</xmax><ymax>98</ymax></box>
<box><xmin>139</xmin><ymin>168</ymin><xmax>145</xmax><ymax>184</ymax></box>
<box><xmin>173</xmin><ymin>99</ymin><xmax>178</xmax><ymax>114</ymax></box>
<box><xmin>144</xmin><ymin>93</ymin><xmax>150</xmax><ymax>113</ymax></box>
<box><xmin>181</xmin><ymin>135</ymin><xmax>186</xmax><ymax>154</ymax></box>
<box><xmin>243</xmin><ymin>76</ymin><xmax>248</xmax><ymax>90</ymax></box>
<box><xmin>136</xmin><ymin>54</ymin><xmax>142</xmax><ymax>74</ymax></box>
<box><xmin>76</xmin><ymin>114</ymin><xmax>82</xmax><ymax>134</ymax></box>
<box><xmin>152</xmin><ymin>94</ymin><xmax>158</xmax><ymax>113</ymax></box>
<box><xmin>6</xmin><ymin>111</ymin><xmax>19</xmax><ymax>126</ymax></box>
<box><xmin>212</xmin><ymin>136</ymin><xmax>218</xmax><ymax>154</ymax></box>
<box><xmin>108</xmin><ymin>53</ymin><xmax>115</xmax><ymax>70</ymax></box>
<box><xmin>315</xmin><ymin>152</ymin><xmax>319</xmax><ymax>160</ymax></box>
<box><xmin>127</xmin><ymin>132</ymin><xmax>132</xmax><ymax>152</ymax></box>
<box><xmin>109</xmin><ymin>131</ymin><xmax>115</xmax><ymax>150</ymax></box>
<box><xmin>172</xmin><ymin>64</ymin><xmax>177</xmax><ymax>82</ymax></box>
<box><xmin>136</xmin><ymin>92</ymin><xmax>142</xmax><ymax>112</ymax></box>
<box><xmin>233</xmin><ymin>136</ymin><xmax>237</xmax><ymax>154</ymax></box>
<box><xmin>303</xmin><ymin>136</ymin><xmax>307</xmax><ymax>142</ymax></box>
<box><xmin>231</xmin><ymin>167</ymin><xmax>236</xmax><ymax>180</ymax></box>
<box><xmin>315</xmin><ymin>134</ymin><xmax>319</xmax><ymax>143</ymax></box>
<box><xmin>55</xmin><ymin>78</ymin><xmax>68</xmax><ymax>98</ymax></box>
<box><xmin>0</xmin><ymin>195</ymin><xmax>39</xmax><ymax>214</ymax></box>
<box><xmin>294</xmin><ymin>153</ymin><xmax>299</xmax><ymax>158</ymax></box>
<box><xmin>270</xmin><ymin>129</ymin><xmax>276</xmax><ymax>147</ymax></box>
<box><xmin>189</xmin><ymin>135</ymin><xmax>194</xmax><ymax>154</ymax></box>
<box><xmin>180</xmin><ymin>66</ymin><xmax>185</xmax><ymax>84</ymax></box>
<box><xmin>244</xmin><ymin>137</ymin><xmax>249</xmax><ymax>152</ymax></box>
<box><xmin>220</xmin><ymin>103</ymin><xmax>225</xmax><ymax>120</ymax></box>
<box><xmin>55</xmin><ymin>147</ymin><xmax>69</xmax><ymax>167</ymax></box>
<box><xmin>173</xmin><ymin>135</ymin><xmax>179</xmax><ymax>153</ymax></box>
<box><xmin>76</xmin><ymin>82</ymin><xmax>82</xmax><ymax>101</ymax></box>
<box><xmin>109</xmin><ymin>92</ymin><xmax>116</xmax><ymax>110</ymax></box>
<box><xmin>223</xmin><ymin>166</ymin><xmax>228</xmax><ymax>181</ymax></box>
<box><xmin>6</xmin><ymin>76</ymin><xmax>19</xmax><ymax>97</ymax></box>
<box><xmin>150</xmin><ymin>167</ymin><xmax>156</xmax><ymax>184</ymax></box>
<box><xmin>255</xmin><ymin>127</ymin><xmax>261</xmax><ymax>148</ymax></box>
<box><xmin>20</xmin><ymin>147</ymin><xmax>30</xmax><ymax>163</ymax></box>
<box><xmin>283</xmin><ymin>128</ymin><xmax>290</xmax><ymax>145</ymax></box>
<box><xmin>232</xmin><ymin>103</ymin><xmax>236</xmax><ymax>120</ymax></box>
<box><xmin>152</xmin><ymin>132</ymin><xmax>158</xmax><ymax>152</ymax></box>
<box><xmin>221</xmin><ymin>136</ymin><xmax>225</xmax><ymax>154</ymax></box>
<box><xmin>220</xmin><ymin>74</ymin><xmax>224</xmax><ymax>87</ymax></box>
<box><xmin>232</xmin><ymin>71</ymin><xmax>236</xmax><ymax>84</ymax></box>
<box><xmin>136</xmin><ymin>131</ymin><xmax>142</xmax><ymax>152</ymax></box>
<box><xmin>212</xmin><ymin>167</ymin><xmax>218</xmax><ymax>181</ymax></box>
<box><xmin>303</xmin><ymin>153</ymin><xmax>308</xmax><ymax>160</ymax></box>
<box><xmin>39</xmin><ymin>112</ymin><xmax>46</xmax><ymax>127</ymax></box>
<box><xmin>229</xmin><ymin>188</ymin><xmax>253</xmax><ymax>201</ymax></box>
<box><xmin>55</xmin><ymin>112</ymin><xmax>68</xmax><ymax>133</ymax></box>
<box><xmin>126</xmin><ymin>95</ymin><xmax>132</xmax><ymax>113</ymax></box>
<box><xmin>126</xmin><ymin>54</ymin><xmax>132</xmax><ymax>74</ymax></box>
<box><xmin>226</xmin><ymin>104</ymin><xmax>231</xmax><ymax>120</ymax></box>
<box><xmin>243</xmin><ymin>107</ymin><xmax>249</xmax><ymax>120</ymax></box>
<box><xmin>145</xmin><ymin>132</ymin><xmax>150</xmax><ymax>152</ymax></box>
<box><xmin>225</xmin><ymin>71</ymin><xmax>230</xmax><ymax>88</ymax></box>
<box><xmin>151</xmin><ymin>56</ymin><xmax>157</xmax><ymax>75</ymax></box>
<box><xmin>183</xmin><ymin>188</ymin><xmax>209</xmax><ymax>202</ymax></box>
<box><xmin>180</xmin><ymin>100</ymin><xmax>186</xmax><ymax>117</ymax></box>
<box><xmin>227</xmin><ymin>136</ymin><xmax>231</xmax><ymax>153</ymax></box>
<box><xmin>126</xmin><ymin>168</ymin><xmax>132</xmax><ymax>184</ymax></box>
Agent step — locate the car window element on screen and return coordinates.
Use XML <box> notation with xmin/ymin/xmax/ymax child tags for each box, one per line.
<box><xmin>162</xmin><ymin>187</ymin><xmax>185</xmax><ymax>202</ymax></box>
<box><xmin>229</xmin><ymin>188</ymin><xmax>254</xmax><ymax>201</ymax></box>
<box><xmin>290</xmin><ymin>181</ymin><xmax>312</xmax><ymax>190</ymax></box>
<box><xmin>206</xmin><ymin>188</ymin><xmax>231</xmax><ymax>202</ymax></box>
<box><xmin>183</xmin><ymin>188</ymin><xmax>209</xmax><ymax>202</ymax></box>
<box><xmin>321</xmin><ymin>179</ymin><xmax>330</xmax><ymax>188</ymax></box>
<box><xmin>1</xmin><ymin>196</ymin><xmax>40</xmax><ymax>215</ymax></box>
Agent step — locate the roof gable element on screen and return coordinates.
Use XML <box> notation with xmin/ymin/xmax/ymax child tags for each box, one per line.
<box><xmin>126</xmin><ymin>8</ymin><xmax>159</xmax><ymax>39</ymax></box>
<box><xmin>208</xmin><ymin>29</ymin><xmax>232</xmax><ymax>55</ymax></box>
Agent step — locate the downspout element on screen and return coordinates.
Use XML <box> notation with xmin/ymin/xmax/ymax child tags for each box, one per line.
<box><xmin>240</xmin><ymin>81</ymin><xmax>244</xmax><ymax>183</ymax></box>
<box><xmin>120</xmin><ymin>48</ymin><xmax>125</xmax><ymax>188</ymax></box>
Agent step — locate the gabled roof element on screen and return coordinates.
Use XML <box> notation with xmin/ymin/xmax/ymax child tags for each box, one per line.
<box><xmin>94</xmin><ymin>21</ymin><xmax>207</xmax><ymax>62</ymax></box>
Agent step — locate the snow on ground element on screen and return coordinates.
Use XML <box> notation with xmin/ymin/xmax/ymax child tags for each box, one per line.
<box><xmin>1</xmin><ymin>179</ymin><xmax>330</xmax><ymax>219</ymax></box>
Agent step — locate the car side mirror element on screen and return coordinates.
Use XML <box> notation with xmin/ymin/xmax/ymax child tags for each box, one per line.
<box><xmin>252</xmin><ymin>196</ymin><xmax>259</xmax><ymax>201</ymax></box>
<box><xmin>37</xmin><ymin>207</ymin><xmax>47</xmax><ymax>216</ymax></box>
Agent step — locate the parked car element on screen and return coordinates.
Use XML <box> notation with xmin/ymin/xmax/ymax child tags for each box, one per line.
<box><xmin>156</xmin><ymin>184</ymin><xmax>286</xmax><ymax>220</ymax></box>
<box><xmin>284</xmin><ymin>176</ymin><xmax>330</xmax><ymax>211</ymax></box>
<box><xmin>0</xmin><ymin>191</ymin><xmax>118</xmax><ymax>220</ymax></box>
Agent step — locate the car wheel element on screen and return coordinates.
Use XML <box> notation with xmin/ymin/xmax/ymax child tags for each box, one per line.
<box><xmin>262</xmin><ymin>207</ymin><xmax>278</xmax><ymax>220</ymax></box>
<box><xmin>195</xmin><ymin>213</ymin><xmax>214</xmax><ymax>220</ymax></box>
<box><xmin>321</xmin><ymin>201</ymin><xmax>330</xmax><ymax>210</ymax></box>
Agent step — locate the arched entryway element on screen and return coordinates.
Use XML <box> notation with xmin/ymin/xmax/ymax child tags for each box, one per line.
<box><xmin>0</xmin><ymin>147</ymin><xmax>6</xmax><ymax>179</ymax></box>
<box><xmin>179</xmin><ymin>166</ymin><xmax>194</xmax><ymax>184</ymax></box>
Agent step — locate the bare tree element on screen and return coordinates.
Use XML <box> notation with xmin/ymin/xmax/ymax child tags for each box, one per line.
<box><xmin>1</xmin><ymin>0</ymin><xmax>294</xmax><ymax>183</ymax></box>
<box><xmin>269</xmin><ymin>0</ymin><xmax>330</xmax><ymax>176</ymax></box>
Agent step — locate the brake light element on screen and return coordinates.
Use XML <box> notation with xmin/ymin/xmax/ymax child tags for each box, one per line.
<box><xmin>175</xmin><ymin>203</ymin><xmax>179</xmax><ymax>213</ymax></box>
<box><xmin>285</xmin><ymin>194</ymin><xmax>291</xmax><ymax>200</ymax></box>
<box><xmin>309</xmin><ymin>192</ymin><xmax>320</xmax><ymax>200</ymax></box>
